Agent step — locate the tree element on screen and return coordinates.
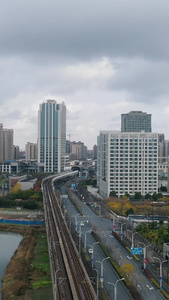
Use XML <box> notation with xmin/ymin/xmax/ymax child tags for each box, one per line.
<box><xmin>121</xmin><ymin>263</ymin><xmax>135</xmax><ymax>277</ymax></box>
<box><xmin>10</xmin><ymin>182</ymin><xmax>21</xmax><ymax>194</ymax></box>
<box><xmin>125</xmin><ymin>207</ymin><xmax>135</xmax><ymax>216</ymax></box>
<box><xmin>134</xmin><ymin>192</ymin><xmax>142</xmax><ymax>200</ymax></box>
<box><xmin>160</xmin><ymin>186</ymin><xmax>167</xmax><ymax>192</ymax></box>
<box><xmin>109</xmin><ymin>191</ymin><xmax>117</xmax><ymax>197</ymax></box>
<box><xmin>145</xmin><ymin>193</ymin><xmax>151</xmax><ymax>200</ymax></box>
<box><xmin>152</xmin><ymin>193</ymin><xmax>158</xmax><ymax>201</ymax></box>
<box><xmin>158</xmin><ymin>193</ymin><xmax>163</xmax><ymax>199</ymax></box>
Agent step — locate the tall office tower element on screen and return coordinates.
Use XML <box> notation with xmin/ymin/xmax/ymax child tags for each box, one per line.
<box><xmin>97</xmin><ymin>131</ymin><xmax>158</xmax><ymax>198</ymax></box>
<box><xmin>121</xmin><ymin>111</ymin><xmax>152</xmax><ymax>132</ymax></box>
<box><xmin>13</xmin><ymin>145</ymin><xmax>20</xmax><ymax>160</ymax></box>
<box><xmin>3</xmin><ymin>129</ymin><xmax>13</xmax><ymax>161</ymax></box>
<box><xmin>38</xmin><ymin>100</ymin><xmax>66</xmax><ymax>173</ymax></box>
<box><xmin>0</xmin><ymin>124</ymin><xmax>3</xmax><ymax>163</ymax></box>
<box><xmin>25</xmin><ymin>142</ymin><xmax>38</xmax><ymax>160</ymax></box>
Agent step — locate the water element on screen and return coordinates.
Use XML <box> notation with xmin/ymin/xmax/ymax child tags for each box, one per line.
<box><xmin>0</xmin><ymin>232</ymin><xmax>22</xmax><ymax>299</ymax></box>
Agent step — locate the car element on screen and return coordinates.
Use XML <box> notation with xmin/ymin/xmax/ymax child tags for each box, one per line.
<box><xmin>80</xmin><ymin>222</ymin><xmax>85</xmax><ymax>227</ymax></box>
<box><xmin>88</xmin><ymin>248</ymin><xmax>93</xmax><ymax>254</ymax></box>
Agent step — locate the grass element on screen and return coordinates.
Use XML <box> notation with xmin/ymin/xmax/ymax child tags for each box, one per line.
<box><xmin>31</xmin><ymin>234</ymin><xmax>52</xmax><ymax>290</ymax></box>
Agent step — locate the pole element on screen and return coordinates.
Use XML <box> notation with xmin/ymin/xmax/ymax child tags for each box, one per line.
<box><xmin>79</xmin><ymin>223</ymin><xmax>82</xmax><ymax>254</ymax></box>
<box><xmin>114</xmin><ymin>278</ymin><xmax>125</xmax><ymax>300</ymax></box>
<box><xmin>92</xmin><ymin>242</ymin><xmax>99</xmax><ymax>268</ymax></box>
<box><xmin>160</xmin><ymin>260</ymin><xmax>167</xmax><ymax>290</ymax></box>
<box><xmin>143</xmin><ymin>244</ymin><xmax>151</xmax><ymax>269</ymax></box>
<box><xmin>153</xmin><ymin>257</ymin><xmax>167</xmax><ymax>290</ymax></box>
<box><xmin>93</xmin><ymin>269</ymin><xmax>99</xmax><ymax>299</ymax></box>
<box><xmin>54</xmin><ymin>269</ymin><xmax>61</xmax><ymax>300</ymax></box>
<box><xmin>101</xmin><ymin>257</ymin><xmax>109</xmax><ymax>288</ymax></box>
<box><xmin>85</xmin><ymin>230</ymin><xmax>90</xmax><ymax>250</ymax></box>
<box><xmin>121</xmin><ymin>223</ymin><xmax>127</xmax><ymax>241</ymax></box>
<box><xmin>132</xmin><ymin>232</ymin><xmax>137</xmax><ymax>249</ymax></box>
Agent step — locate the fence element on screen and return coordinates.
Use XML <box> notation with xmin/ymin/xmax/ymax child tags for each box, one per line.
<box><xmin>0</xmin><ymin>219</ymin><xmax>45</xmax><ymax>225</ymax></box>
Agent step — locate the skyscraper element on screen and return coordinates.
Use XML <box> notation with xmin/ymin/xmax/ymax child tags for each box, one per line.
<box><xmin>121</xmin><ymin>111</ymin><xmax>152</xmax><ymax>132</ymax></box>
<box><xmin>3</xmin><ymin>129</ymin><xmax>13</xmax><ymax>161</ymax></box>
<box><xmin>25</xmin><ymin>142</ymin><xmax>38</xmax><ymax>160</ymax></box>
<box><xmin>0</xmin><ymin>124</ymin><xmax>3</xmax><ymax>163</ymax></box>
<box><xmin>38</xmin><ymin>100</ymin><xmax>66</xmax><ymax>173</ymax></box>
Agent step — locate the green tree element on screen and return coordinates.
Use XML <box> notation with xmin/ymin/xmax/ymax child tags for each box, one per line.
<box><xmin>134</xmin><ymin>192</ymin><xmax>142</xmax><ymax>200</ymax></box>
<box><xmin>109</xmin><ymin>191</ymin><xmax>117</xmax><ymax>197</ymax></box>
<box><xmin>145</xmin><ymin>193</ymin><xmax>152</xmax><ymax>200</ymax></box>
<box><xmin>160</xmin><ymin>186</ymin><xmax>167</xmax><ymax>192</ymax></box>
<box><xmin>152</xmin><ymin>193</ymin><xmax>158</xmax><ymax>201</ymax></box>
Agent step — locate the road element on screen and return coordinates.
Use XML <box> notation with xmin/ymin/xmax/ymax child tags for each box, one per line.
<box><xmin>61</xmin><ymin>185</ymin><xmax>166</xmax><ymax>300</ymax></box>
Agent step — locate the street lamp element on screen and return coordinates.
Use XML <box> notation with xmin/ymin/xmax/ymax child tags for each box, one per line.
<box><xmin>139</xmin><ymin>242</ymin><xmax>151</xmax><ymax>269</ymax></box>
<box><xmin>93</xmin><ymin>268</ymin><xmax>99</xmax><ymax>299</ymax></box>
<box><xmin>54</xmin><ymin>269</ymin><xmax>61</xmax><ymax>300</ymax></box>
<box><xmin>75</xmin><ymin>213</ymin><xmax>80</xmax><ymax>230</ymax></box>
<box><xmin>131</xmin><ymin>232</ymin><xmax>137</xmax><ymax>249</ymax></box>
<box><xmin>108</xmin><ymin>278</ymin><xmax>125</xmax><ymax>300</ymax></box>
<box><xmin>77</xmin><ymin>220</ymin><xmax>89</xmax><ymax>253</ymax></box>
<box><xmin>120</xmin><ymin>222</ymin><xmax>127</xmax><ymax>241</ymax></box>
<box><xmin>88</xmin><ymin>242</ymin><xmax>99</xmax><ymax>268</ymax></box>
<box><xmin>112</xmin><ymin>216</ymin><xmax>116</xmax><ymax>232</ymax></box>
<box><xmin>153</xmin><ymin>256</ymin><xmax>167</xmax><ymax>290</ymax></box>
<box><xmin>96</xmin><ymin>257</ymin><xmax>110</xmax><ymax>289</ymax></box>
<box><xmin>84</xmin><ymin>230</ymin><xmax>91</xmax><ymax>250</ymax></box>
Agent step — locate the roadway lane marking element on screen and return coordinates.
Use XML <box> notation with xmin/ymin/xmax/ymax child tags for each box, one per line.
<box><xmin>146</xmin><ymin>285</ymin><xmax>154</xmax><ymax>290</ymax></box>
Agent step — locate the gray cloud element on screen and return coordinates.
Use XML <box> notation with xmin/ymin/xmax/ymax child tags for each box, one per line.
<box><xmin>1</xmin><ymin>0</ymin><xmax>169</xmax><ymax>61</ymax></box>
<box><xmin>0</xmin><ymin>0</ymin><xmax>169</xmax><ymax>148</ymax></box>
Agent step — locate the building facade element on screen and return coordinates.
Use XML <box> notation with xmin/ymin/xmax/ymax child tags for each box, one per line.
<box><xmin>0</xmin><ymin>124</ymin><xmax>3</xmax><ymax>163</ymax></box>
<box><xmin>97</xmin><ymin>131</ymin><xmax>158</xmax><ymax>198</ymax></box>
<box><xmin>13</xmin><ymin>145</ymin><xmax>20</xmax><ymax>160</ymax></box>
<box><xmin>25</xmin><ymin>142</ymin><xmax>38</xmax><ymax>160</ymax></box>
<box><xmin>38</xmin><ymin>100</ymin><xmax>66</xmax><ymax>173</ymax></box>
<box><xmin>70</xmin><ymin>141</ymin><xmax>87</xmax><ymax>161</ymax></box>
<box><xmin>121</xmin><ymin>111</ymin><xmax>152</xmax><ymax>132</ymax></box>
<box><xmin>3</xmin><ymin>129</ymin><xmax>13</xmax><ymax>161</ymax></box>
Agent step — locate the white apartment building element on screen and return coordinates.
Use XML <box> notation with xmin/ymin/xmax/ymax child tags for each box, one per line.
<box><xmin>97</xmin><ymin>131</ymin><xmax>158</xmax><ymax>198</ymax></box>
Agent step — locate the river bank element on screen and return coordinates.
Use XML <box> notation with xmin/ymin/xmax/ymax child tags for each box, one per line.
<box><xmin>0</xmin><ymin>224</ymin><xmax>52</xmax><ymax>300</ymax></box>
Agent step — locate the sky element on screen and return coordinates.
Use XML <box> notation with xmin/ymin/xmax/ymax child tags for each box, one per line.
<box><xmin>1</xmin><ymin>0</ymin><xmax>169</xmax><ymax>150</ymax></box>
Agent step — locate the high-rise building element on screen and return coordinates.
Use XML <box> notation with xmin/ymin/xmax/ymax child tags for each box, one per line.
<box><xmin>70</xmin><ymin>141</ymin><xmax>87</xmax><ymax>161</ymax></box>
<box><xmin>38</xmin><ymin>100</ymin><xmax>66</xmax><ymax>173</ymax></box>
<box><xmin>93</xmin><ymin>144</ymin><xmax>97</xmax><ymax>159</ymax></box>
<box><xmin>25</xmin><ymin>142</ymin><xmax>38</xmax><ymax>160</ymax></box>
<box><xmin>121</xmin><ymin>111</ymin><xmax>152</xmax><ymax>132</ymax></box>
<box><xmin>0</xmin><ymin>124</ymin><xmax>3</xmax><ymax>163</ymax></box>
<box><xmin>13</xmin><ymin>145</ymin><xmax>20</xmax><ymax>160</ymax></box>
<box><xmin>3</xmin><ymin>129</ymin><xmax>13</xmax><ymax>161</ymax></box>
<box><xmin>97</xmin><ymin>131</ymin><xmax>158</xmax><ymax>197</ymax></box>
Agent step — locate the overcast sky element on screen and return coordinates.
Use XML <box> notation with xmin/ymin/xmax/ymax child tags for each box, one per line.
<box><xmin>1</xmin><ymin>0</ymin><xmax>169</xmax><ymax>150</ymax></box>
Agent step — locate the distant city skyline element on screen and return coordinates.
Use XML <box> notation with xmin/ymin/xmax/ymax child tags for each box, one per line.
<box><xmin>2</xmin><ymin>106</ymin><xmax>168</xmax><ymax>151</ymax></box>
<box><xmin>1</xmin><ymin>0</ymin><xmax>169</xmax><ymax>149</ymax></box>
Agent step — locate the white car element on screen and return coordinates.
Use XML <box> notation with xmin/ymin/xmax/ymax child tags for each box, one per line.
<box><xmin>88</xmin><ymin>248</ymin><xmax>93</xmax><ymax>254</ymax></box>
<box><xmin>80</xmin><ymin>222</ymin><xmax>85</xmax><ymax>227</ymax></box>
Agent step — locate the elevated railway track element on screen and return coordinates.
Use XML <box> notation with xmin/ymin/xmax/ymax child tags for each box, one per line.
<box><xmin>42</xmin><ymin>171</ymin><xmax>96</xmax><ymax>300</ymax></box>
